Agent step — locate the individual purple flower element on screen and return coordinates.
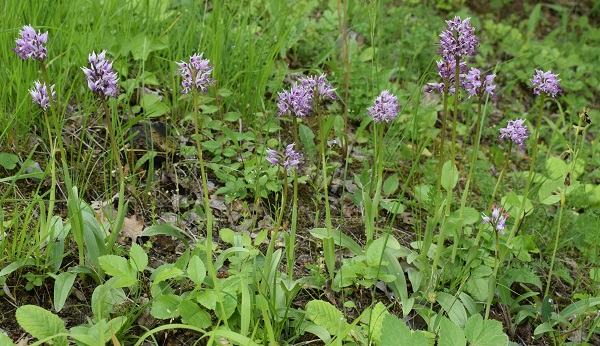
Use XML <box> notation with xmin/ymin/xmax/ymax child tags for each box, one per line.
<box><xmin>277</xmin><ymin>83</ymin><xmax>314</xmax><ymax>118</ymax></box>
<box><xmin>437</xmin><ymin>16</ymin><xmax>479</xmax><ymax>61</ymax></box>
<box><xmin>29</xmin><ymin>80</ymin><xmax>56</xmax><ymax>111</ymax></box>
<box><xmin>81</xmin><ymin>50</ymin><xmax>119</xmax><ymax>99</ymax></box>
<box><xmin>482</xmin><ymin>207</ymin><xmax>508</xmax><ymax>235</ymax></box>
<box><xmin>530</xmin><ymin>69</ymin><xmax>562</xmax><ymax>98</ymax></box>
<box><xmin>300</xmin><ymin>74</ymin><xmax>337</xmax><ymax>102</ymax></box>
<box><xmin>368</xmin><ymin>90</ymin><xmax>400</xmax><ymax>123</ymax></box>
<box><xmin>425</xmin><ymin>59</ymin><xmax>467</xmax><ymax>95</ymax></box>
<box><xmin>266</xmin><ymin>143</ymin><xmax>302</xmax><ymax>173</ymax></box>
<box><xmin>13</xmin><ymin>25</ymin><xmax>48</xmax><ymax>61</ymax></box>
<box><xmin>498</xmin><ymin>118</ymin><xmax>530</xmax><ymax>150</ymax></box>
<box><xmin>177</xmin><ymin>53</ymin><xmax>214</xmax><ymax>94</ymax></box>
<box><xmin>462</xmin><ymin>67</ymin><xmax>497</xmax><ymax>99</ymax></box>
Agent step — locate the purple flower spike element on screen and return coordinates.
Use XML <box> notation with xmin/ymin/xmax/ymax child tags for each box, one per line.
<box><xmin>277</xmin><ymin>84</ymin><xmax>314</xmax><ymax>118</ymax></box>
<box><xmin>177</xmin><ymin>53</ymin><xmax>214</xmax><ymax>94</ymax></box>
<box><xmin>498</xmin><ymin>119</ymin><xmax>530</xmax><ymax>150</ymax></box>
<box><xmin>437</xmin><ymin>16</ymin><xmax>479</xmax><ymax>61</ymax></box>
<box><xmin>81</xmin><ymin>50</ymin><xmax>119</xmax><ymax>99</ymax></box>
<box><xmin>14</xmin><ymin>25</ymin><xmax>48</xmax><ymax>61</ymax></box>
<box><xmin>29</xmin><ymin>80</ymin><xmax>56</xmax><ymax>111</ymax></box>
<box><xmin>300</xmin><ymin>74</ymin><xmax>337</xmax><ymax>102</ymax></box>
<box><xmin>530</xmin><ymin>69</ymin><xmax>562</xmax><ymax>98</ymax></box>
<box><xmin>368</xmin><ymin>90</ymin><xmax>400</xmax><ymax>123</ymax></box>
<box><xmin>463</xmin><ymin>67</ymin><xmax>497</xmax><ymax>99</ymax></box>
<box><xmin>482</xmin><ymin>207</ymin><xmax>508</xmax><ymax>235</ymax></box>
<box><xmin>266</xmin><ymin>143</ymin><xmax>302</xmax><ymax>174</ymax></box>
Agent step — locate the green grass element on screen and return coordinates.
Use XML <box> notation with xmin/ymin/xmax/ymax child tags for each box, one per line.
<box><xmin>1</xmin><ymin>0</ymin><xmax>600</xmax><ymax>345</ymax></box>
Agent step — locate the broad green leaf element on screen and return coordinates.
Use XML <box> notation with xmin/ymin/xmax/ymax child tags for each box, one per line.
<box><xmin>380</xmin><ymin>314</ymin><xmax>428</xmax><ymax>346</ymax></box>
<box><xmin>559</xmin><ymin>298</ymin><xmax>600</xmax><ymax>319</ymax></box>
<box><xmin>0</xmin><ymin>332</ymin><xmax>13</xmax><ymax>344</ymax></box>
<box><xmin>151</xmin><ymin>294</ymin><xmax>182</xmax><ymax>319</ymax></box>
<box><xmin>187</xmin><ymin>255</ymin><xmax>207</xmax><ymax>286</ymax></box>
<box><xmin>464</xmin><ymin>314</ymin><xmax>508</xmax><ymax>346</ymax></box>
<box><xmin>502</xmin><ymin>191</ymin><xmax>533</xmax><ymax>216</ymax></box>
<box><xmin>53</xmin><ymin>272</ymin><xmax>76</xmax><ymax>312</ymax></box>
<box><xmin>369</xmin><ymin>302</ymin><xmax>389</xmax><ymax>343</ymax></box>
<box><xmin>310</xmin><ymin>228</ymin><xmax>363</xmax><ymax>256</ymax></box>
<box><xmin>510</xmin><ymin>235</ymin><xmax>539</xmax><ymax>262</ymax></box>
<box><xmin>91</xmin><ymin>279</ymin><xmax>126</xmax><ymax>320</ymax></box>
<box><xmin>142</xmin><ymin>224</ymin><xmax>191</xmax><ymax>246</ymax></box>
<box><xmin>505</xmin><ymin>266</ymin><xmax>542</xmax><ymax>289</ymax></box>
<box><xmin>304</xmin><ymin>324</ymin><xmax>331</xmax><ymax>343</ymax></box>
<box><xmin>306</xmin><ymin>300</ymin><xmax>349</xmax><ymax>335</ymax></box>
<box><xmin>140</xmin><ymin>93</ymin><xmax>168</xmax><ymax>118</ymax></box>
<box><xmin>152</xmin><ymin>266</ymin><xmax>183</xmax><ymax>285</ymax></box>
<box><xmin>129</xmin><ymin>243</ymin><xmax>148</xmax><ymax>272</ymax></box>
<box><xmin>465</xmin><ymin>266</ymin><xmax>493</xmax><ymax>301</ymax></box>
<box><xmin>454</xmin><ymin>207</ymin><xmax>480</xmax><ymax>225</ymax></box>
<box><xmin>383</xmin><ymin>174</ymin><xmax>399</xmax><ymax>195</ymax></box>
<box><xmin>129</xmin><ymin>33</ymin><xmax>167</xmax><ymax>61</ymax></box>
<box><xmin>533</xmin><ymin>322</ymin><xmax>554</xmax><ymax>336</ymax></box>
<box><xmin>299</xmin><ymin>124</ymin><xmax>316</xmax><ymax>159</ymax></box>
<box><xmin>223</xmin><ymin>111</ymin><xmax>241</xmax><ymax>122</ymax></box>
<box><xmin>545</xmin><ymin>156</ymin><xmax>568</xmax><ymax>180</ymax></box>
<box><xmin>381</xmin><ymin>199</ymin><xmax>405</xmax><ymax>214</ymax></box>
<box><xmin>99</xmin><ymin>255</ymin><xmax>137</xmax><ymax>287</ymax></box>
<box><xmin>71</xmin><ymin>317</ymin><xmax>126</xmax><ymax>345</ymax></box>
<box><xmin>541</xmin><ymin>296</ymin><xmax>554</xmax><ymax>322</ymax></box>
<box><xmin>590</xmin><ymin>268</ymin><xmax>600</xmax><ymax>282</ymax></box>
<box><xmin>178</xmin><ymin>300</ymin><xmax>212</xmax><ymax>328</ymax></box>
<box><xmin>215</xmin><ymin>294</ymin><xmax>238</xmax><ymax>320</ymax></box>
<box><xmin>0</xmin><ymin>153</ymin><xmax>18</xmax><ymax>170</ymax></box>
<box><xmin>538</xmin><ymin>178</ymin><xmax>562</xmax><ymax>205</ymax></box>
<box><xmin>0</xmin><ymin>258</ymin><xmax>36</xmax><ymax>277</ymax></box>
<box><xmin>441</xmin><ymin>160</ymin><xmax>459</xmax><ymax>191</ymax></box>
<box><xmin>219</xmin><ymin>228</ymin><xmax>235</xmax><ymax>244</ymax></box>
<box><xmin>16</xmin><ymin>305</ymin><xmax>68</xmax><ymax>346</ymax></box>
<box><xmin>436</xmin><ymin>292</ymin><xmax>468</xmax><ymax>328</ymax></box>
<box><xmin>439</xmin><ymin>317</ymin><xmax>466</xmax><ymax>346</ymax></box>
<box><xmin>196</xmin><ymin>289</ymin><xmax>218</xmax><ymax>310</ymax></box>
<box><xmin>366</xmin><ymin>236</ymin><xmax>389</xmax><ymax>267</ymax></box>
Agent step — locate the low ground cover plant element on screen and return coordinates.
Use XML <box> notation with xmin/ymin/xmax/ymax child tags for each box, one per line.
<box><xmin>1</xmin><ymin>1</ymin><xmax>599</xmax><ymax>345</ymax></box>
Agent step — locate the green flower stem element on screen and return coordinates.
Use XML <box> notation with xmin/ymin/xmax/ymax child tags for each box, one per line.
<box><xmin>452</xmin><ymin>98</ymin><xmax>486</xmax><ymax>261</ymax></box>
<box><xmin>431</xmin><ymin>58</ymin><xmax>461</xmax><ymax>285</ymax></box>
<box><xmin>38</xmin><ymin>63</ymin><xmax>58</xmax><ymax>243</ymax></box>
<box><xmin>422</xmin><ymin>79</ymin><xmax>450</xmax><ymax>272</ymax></box>
<box><xmin>40</xmin><ymin>63</ymin><xmax>82</xmax><ymax>268</ymax></box>
<box><xmin>191</xmin><ymin>89</ymin><xmax>227</xmax><ymax>326</ymax></box>
<box><xmin>318</xmin><ymin>109</ymin><xmax>335</xmax><ymax>280</ymax></box>
<box><xmin>473</xmin><ymin>141</ymin><xmax>512</xmax><ymax>249</ymax></box>
<box><xmin>544</xmin><ymin>189</ymin><xmax>565</xmax><ymax>298</ymax></box>
<box><xmin>365</xmin><ymin>122</ymin><xmax>385</xmax><ymax>245</ymax></box>
<box><xmin>489</xmin><ymin>141</ymin><xmax>512</xmax><ymax>211</ymax></box>
<box><xmin>507</xmin><ymin>94</ymin><xmax>546</xmax><ymax>243</ymax></box>
<box><xmin>265</xmin><ymin>173</ymin><xmax>288</xmax><ymax>279</ymax></box>
<box><xmin>100</xmin><ymin>99</ymin><xmax>126</xmax><ymax>252</ymax></box>
<box><xmin>286</xmin><ymin>117</ymin><xmax>301</xmax><ymax>280</ymax></box>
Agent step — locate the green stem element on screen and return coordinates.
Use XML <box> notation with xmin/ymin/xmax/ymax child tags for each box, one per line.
<box><xmin>507</xmin><ymin>94</ymin><xmax>546</xmax><ymax>243</ymax></box>
<box><xmin>319</xmin><ymin>108</ymin><xmax>335</xmax><ymax>280</ymax></box>
<box><xmin>101</xmin><ymin>99</ymin><xmax>126</xmax><ymax>252</ymax></box>
<box><xmin>431</xmin><ymin>58</ymin><xmax>461</xmax><ymax>285</ymax></box>
<box><xmin>452</xmin><ymin>98</ymin><xmax>485</xmax><ymax>261</ymax></box>
<box><xmin>544</xmin><ymin>190</ymin><xmax>565</xmax><ymax>298</ymax></box>
<box><xmin>191</xmin><ymin>89</ymin><xmax>227</xmax><ymax>326</ymax></box>
<box><xmin>39</xmin><ymin>63</ymin><xmax>57</xmax><ymax>241</ymax></box>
